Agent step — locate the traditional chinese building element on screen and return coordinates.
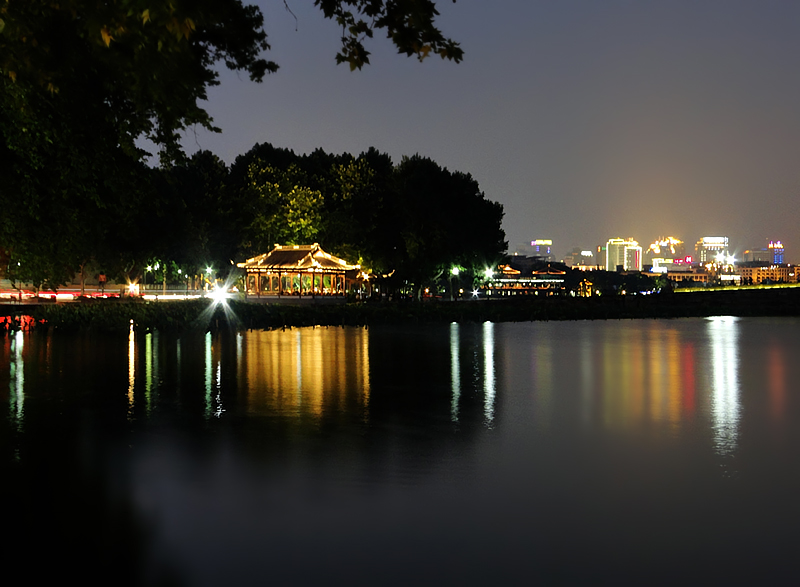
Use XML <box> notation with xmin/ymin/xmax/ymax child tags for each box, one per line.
<box><xmin>483</xmin><ymin>263</ymin><xmax>567</xmax><ymax>296</ymax></box>
<box><xmin>238</xmin><ymin>243</ymin><xmax>366</xmax><ymax>299</ymax></box>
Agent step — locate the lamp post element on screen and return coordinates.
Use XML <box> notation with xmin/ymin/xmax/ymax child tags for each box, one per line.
<box><xmin>153</xmin><ymin>262</ymin><xmax>161</xmax><ymax>297</ymax></box>
<box><xmin>145</xmin><ymin>265</ymin><xmax>152</xmax><ymax>292</ymax></box>
<box><xmin>450</xmin><ymin>266</ymin><xmax>460</xmax><ymax>301</ymax></box>
<box><xmin>205</xmin><ymin>266</ymin><xmax>213</xmax><ymax>292</ymax></box>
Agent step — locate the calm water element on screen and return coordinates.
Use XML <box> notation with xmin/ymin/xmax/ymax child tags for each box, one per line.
<box><xmin>3</xmin><ymin>317</ymin><xmax>800</xmax><ymax>585</ymax></box>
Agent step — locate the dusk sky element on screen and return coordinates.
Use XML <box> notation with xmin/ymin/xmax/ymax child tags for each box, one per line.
<box><xmin>178</xmin><ymin>0</ymin><xmax>800</xmax><ymax>262</ymax></box>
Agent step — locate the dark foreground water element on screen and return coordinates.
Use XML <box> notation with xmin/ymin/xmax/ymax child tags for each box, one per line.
<box><xmin>2</xmin><ymin>317</ymin><xmax>800</xmax><ymax>585</ymax></box>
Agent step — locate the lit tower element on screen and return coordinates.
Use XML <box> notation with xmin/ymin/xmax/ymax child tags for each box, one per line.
<box><xmin>606</xmin><ymin>238</ymin><xmax>642</xmax><ymax>271</ymax></box>
<box><xmin>769</xmin><ymin>241</ymin><xmax>785</xmax><ymax>264</ymax></box>
<box><xmin>530</xmin><ymin>239</ymin><xmax>554</xmax><ymax>262</ymax></box>
<box><xmin>695</xmin><ymin>237</ymin><xmax>729</xmax><ymax>263</ymax></box>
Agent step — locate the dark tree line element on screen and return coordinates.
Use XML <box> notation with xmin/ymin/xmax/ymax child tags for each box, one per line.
<box><xmin>1</xmin><ymin>1</ymin><xmax>468</xmax><ymax>293</ymax></box>
<box><xmin>143</xmin><ymin>143</ymin><xmax>506</xmax><ymax>298</ymax></box>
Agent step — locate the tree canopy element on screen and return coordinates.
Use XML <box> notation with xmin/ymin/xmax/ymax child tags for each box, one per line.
<box><xmin>231</xmin><ymin>144</ymin><xmax>506</xmax><ymax>296</ymax></box>
<box><xmin>0</xmin><ymin>1</ymin><xmax>467</xmax><ymax>289</ymax></box>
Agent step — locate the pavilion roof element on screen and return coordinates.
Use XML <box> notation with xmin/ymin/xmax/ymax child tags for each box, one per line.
<box><xmin>237</xmin><ymin>243</ymin><xmax>359</xmax><ymax>273</ymax></box>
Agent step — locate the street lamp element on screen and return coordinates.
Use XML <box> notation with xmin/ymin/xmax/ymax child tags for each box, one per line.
<box><xmin>450</xmin><ymin>266</ymin><xmax>460</xmax><ymax>301</ymax></box>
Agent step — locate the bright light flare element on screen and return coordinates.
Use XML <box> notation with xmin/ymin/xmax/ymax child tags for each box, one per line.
<box><xmin>209</xmin><ymin>286</ymin><xmax>229</xmax><ymax>304</ymax></box>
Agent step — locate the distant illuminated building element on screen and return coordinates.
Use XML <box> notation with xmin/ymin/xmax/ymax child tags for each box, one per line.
<box><xmin>596</xmin><ymin>245</ymin><xmax>607</xmax><ymax>270</ymax></box>
<box><xmin>530</xmin><ymin>239</ymin><xmax>554</xmax><ymax>261</ymax></box>
<box><xmin>742</xmin><ymin>248</ymin><xmax>772</xmax><ymax>263</ymax></box>
<box><xmin>742</xmin><ymin>241</ymin><xmax>784</xmax><ymax>264</ymax></box>
<box><xmin>738</xmin><ymin>264</ymin><xmax>790</xmax><ymax>285</ymax></box>
<box><xmin>769</xmin><ymin>241</ymin><xmax>785</xmax><ymax>264</ymax></box>
<box><xmin>695</xmin><ymin>237</ymin><xmax>729</xmax><ymax>263</ymax></box>
<box><xmin>483</xmin><ymin>263</ymin><xmax>566</xmax><ymax>296</ymax></box>
<box><xmin>564</xmin><ymin>247</ymin><xmax>596</xmax><ymax>267</ymax></box>
<box><xmin>648</xmin><ymin>237</ymin><xmax>685</xmax><ymax>261</ymax></box>
<box><xmin>606</xmin><ymin>238</ymin><xmax>642</xmax><ymax>272</ymax></box>
<box><xmin>512</xmin><ymin>239</ymin><xmax>554</xmax><ymax>261</ymax></box>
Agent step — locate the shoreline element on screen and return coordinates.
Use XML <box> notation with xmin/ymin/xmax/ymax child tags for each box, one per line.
<box><xmin>2</xmin><ymin>286</ymin><xmax>799</xmax><ymax>333</ymax></box>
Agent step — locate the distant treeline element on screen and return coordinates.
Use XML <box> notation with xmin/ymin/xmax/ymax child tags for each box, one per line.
<box><xmin>3</xmin><ymin>143</ymin><xmax>506</xmax><ymax>298</ymax></box>
<box><xmin>9</xmin><ymin>287</ymin><xmax>800</xmax><ymax>333</ymax></box>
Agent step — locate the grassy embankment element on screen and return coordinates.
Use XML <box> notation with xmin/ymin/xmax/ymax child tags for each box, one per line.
<box><xmin>3</xmin><ymin>285</ymin><xmax>798</xmax><ymax>333</ymax></box>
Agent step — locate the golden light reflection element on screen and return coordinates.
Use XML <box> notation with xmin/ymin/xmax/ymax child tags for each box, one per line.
<box><xmin>144</xmin><ymin>331</ymin><xmax>159</xmax><ymax>414</ymax></box>
<box><xmin>128</xmin><ymin>321</ymin><xmax>135</xmax><ymax>418</ymax></box>
<box><xmin>598</xmin><ymin>323</ymin><xmax>697</xmax><ymax>430</ymax></box>
<box><xmin>241</xmin><ymin>326</ymin><xmax>370</xmax><ymax>421</ymax></box>
<box><xmin>681</xmin><ymin>344</ymin><xmax>696</xmax><ymax>415</ymax></box>
<box><xmin>767</xmin><ymin>343</ymin><xmax>786</xmax><ymax>422</ymax></box>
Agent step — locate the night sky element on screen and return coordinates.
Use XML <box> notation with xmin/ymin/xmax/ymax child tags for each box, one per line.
<box><xmin>178</xmin><ymin>0</ymin><xmax>800</xmax><ymax>262</ymax></box>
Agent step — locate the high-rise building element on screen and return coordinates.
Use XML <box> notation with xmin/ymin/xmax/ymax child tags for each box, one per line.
<box><xmin>531</xmin><ymin>238</ymin><xmax>555</xmax><ymax>261</ymax></box>
<box><xmin>596</xmin><ymin>245</ymin><xmax>607</xmax><ymax>270</ymax></box>
<box><xmin>769</xmin><ymin>241</ymin><xmax>785</xmax><ymax>264</ymax></box>
<box><xmin>511</xmin><ymin>239</ymin><xmax>554</xmax><ymax>261</ymax></box>
<box><xmin>742</xmin><ymin>249</ymin><xmax>771</xmax><ymax>263</ymax></box>
<box><xmin>606</xmin><ymin>238</ymin><xmax>642</xmax><ymax>271</ymax></box>
<box><xmin>647</xmin><ymin>237</ymin><xmax>685</xmax><ymax>261</ymax></box>
<box><xmin>530</xmin><ymin>239</ymin><xmax>554</xmax><ymax>262</ymax></box>
<box><xmin>695</xmin><ymin>237</ymin><xmax>729</xmax><ymax>263</ymax></box>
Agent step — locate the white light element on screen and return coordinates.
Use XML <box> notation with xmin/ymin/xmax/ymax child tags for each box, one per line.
<box><xmin>451</xmin><ymin>267</ymin><xmax>460</xmax><ymax>276</ymax></box>
<box><xmin>209</xmin><ymin>286</ymin><xmax>228</xmax><ymax>303</ymax></box>
<box><xmin>484</xmin><ymin>268</ymin><xmax>494</xmax><ymax>278</ymax></box>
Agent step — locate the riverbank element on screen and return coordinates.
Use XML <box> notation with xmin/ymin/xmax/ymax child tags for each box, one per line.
<box><xmin>2</xmin><ymin>286</ymin><xmax>798</xmax><ymax>333</ymax></box>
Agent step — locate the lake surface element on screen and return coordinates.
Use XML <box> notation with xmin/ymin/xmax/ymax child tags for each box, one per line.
<box><xmin>3</xmin><ymin>317</ymin><xmax>800</xmax><ymax>585</ymax></box>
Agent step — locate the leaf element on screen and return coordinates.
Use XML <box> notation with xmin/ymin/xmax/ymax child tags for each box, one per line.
<box><xmin>142</xmin><ymin>9</ymin><xmax>150</xmax><ymax>24</ymax></box>
<box><xmin>8</xmin><ymin>70</ymin><xmax>16</xmax><ymax>82</ymax></box>
<box><xmin>100</xmin><ymin>27</ymin><xmax>113</xmax><ymax>46</ymax></box>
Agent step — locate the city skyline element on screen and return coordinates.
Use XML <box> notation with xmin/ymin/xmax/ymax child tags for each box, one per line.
<box><xmin>516</xmin><ymin>234</ymin><xmax>789</xmax><ymax>266</ymax></box>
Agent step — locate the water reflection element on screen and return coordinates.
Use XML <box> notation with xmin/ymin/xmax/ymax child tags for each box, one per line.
<box><xmin>204</xmin><ymin>331</ymin><xmax>224</xmax><ymax>419</ymax></box>
<box><xmin>449</xmin><ymin>322</ymin><xmax>497</xmax><ymax>427</ymax></box>
<box><xmin>483</xmin><ymin>321</ymin><xmax>496</xmax><ymax>426</ymax></box>
<box><xmin>9</xmin><ymin>330</ymin><xmax>24</xmax><ymax>431</ymax></box>
<box><xmin>128</xmin><ymin>321</ymin><xmax>135</xmax><ymax>418</ymax></box>
<box><xmin>241</xmin><ymin>326</ymin><xmax>370</xmax><ymax>421</ymax></box>
<box><xmin>450</xmin><ymin>322</ymin><xmax>460</xmax><ymax>422</ymax></box>
<box><xmin>3</xmin><ymin>319</ymin><xmax>800</xmax><ymax>585</ymax></box>
<box><xmin>768</xmin><ymin>342</ymin><xmax>786</xmax><ymax>421</ymax></box>
<box><xmin>593</xmin><ymin>323</ymin><xmax>698</xmax><ymax>430</ymax></box>
<box><xmin>707</xmin><ymin>316</ymin><xmax>740</xmax><ymax>460</ymax></box>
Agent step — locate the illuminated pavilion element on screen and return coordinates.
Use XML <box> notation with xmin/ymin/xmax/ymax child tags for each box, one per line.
<box><xmin>238</xmin><ymin>243</ymin><xmax>366</xmax><ymax>299</ymax></box>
